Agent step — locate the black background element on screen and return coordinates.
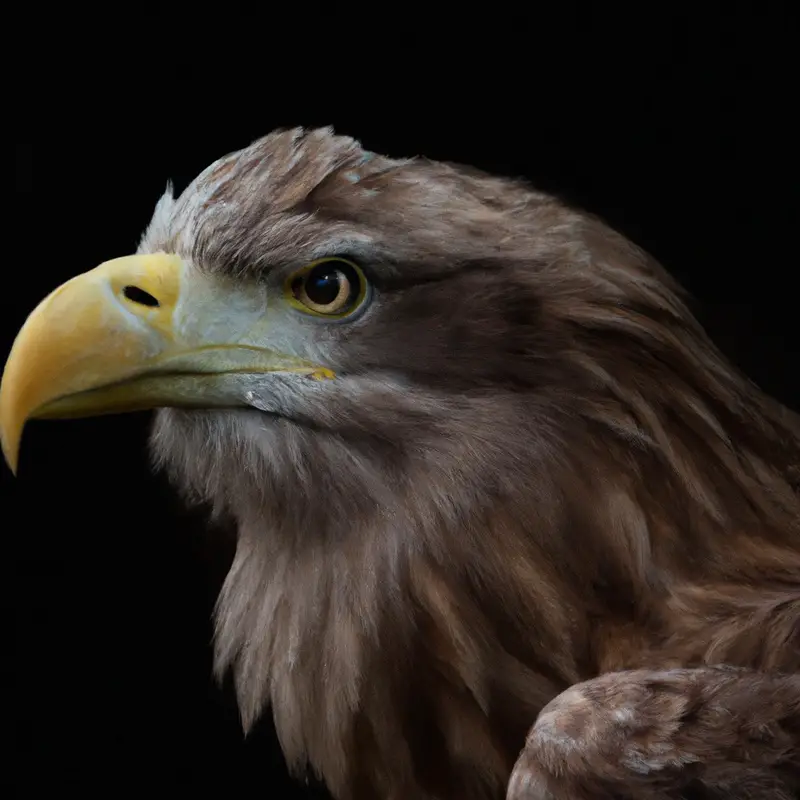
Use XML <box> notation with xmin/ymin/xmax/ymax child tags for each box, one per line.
<box><xmin>9</xmin><ymin>6</ymin><xmax>797</xmax><ymax>798</ymax></box>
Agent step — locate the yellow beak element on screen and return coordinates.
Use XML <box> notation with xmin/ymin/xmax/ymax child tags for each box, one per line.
<box><xmin>0</xmin><ymin>253</ymin><xmax>333</xmax><ymax>474</ymax></box>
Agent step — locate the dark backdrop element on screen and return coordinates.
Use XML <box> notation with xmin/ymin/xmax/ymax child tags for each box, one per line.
<box><xmin>9</xmin><ymin>6</ymin><xmax>797</xmax><ymax>798</ymax></box>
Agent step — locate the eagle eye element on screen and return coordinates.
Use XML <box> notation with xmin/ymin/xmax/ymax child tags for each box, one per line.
<box><xmin>285</xmin><ymin>258</ymin><xmax>369</xmax><ymax>318</ymax></box>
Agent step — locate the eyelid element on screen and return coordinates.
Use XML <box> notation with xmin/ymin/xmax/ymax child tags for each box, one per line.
<box><xmin>283</xmin><ymin>256</ymin><xmax>358</xmax><ymax>280</ymax></box>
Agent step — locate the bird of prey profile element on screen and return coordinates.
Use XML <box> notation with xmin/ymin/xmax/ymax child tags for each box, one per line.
<box><xmin>2</xmin><ymin>128</ymin><xmax>799</xmax><ymax>800</ymax></box>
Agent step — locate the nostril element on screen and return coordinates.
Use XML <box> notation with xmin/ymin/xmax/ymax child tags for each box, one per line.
<box><xmin>123</xmin><ymin>285</ymin><xmax>160</xmax><ymax>307</ymax></box>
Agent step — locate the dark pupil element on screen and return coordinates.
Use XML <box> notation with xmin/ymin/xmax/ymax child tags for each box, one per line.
<box><xmin>305</xmin><ymin>267</ymin><xmax>342</xmax><ymax>306</ymax></box>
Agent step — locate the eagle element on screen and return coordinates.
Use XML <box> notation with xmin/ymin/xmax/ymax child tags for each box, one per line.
<box><xmin>2</xmin><ymin>128</ymin><xmax>799</xmax><ymax>800</ymax></box>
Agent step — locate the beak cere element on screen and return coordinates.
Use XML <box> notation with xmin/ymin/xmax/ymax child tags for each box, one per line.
<box><xmin>0</xmin><ymin>252</ymin><xmax>334</xmax><ymax>474</ymax></box>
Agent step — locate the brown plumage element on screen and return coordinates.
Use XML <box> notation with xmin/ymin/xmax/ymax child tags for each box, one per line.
<box><xmin>4</xmin><ymin>128</ymin><xmax>799</xmax><ymax>799</ymax></box>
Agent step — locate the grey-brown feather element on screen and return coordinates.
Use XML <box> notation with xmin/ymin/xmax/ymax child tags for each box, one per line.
<box><xmin>140</xmin><ymin>127</ymin><xmax>800</xmax><ymax>799</ymax></box>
